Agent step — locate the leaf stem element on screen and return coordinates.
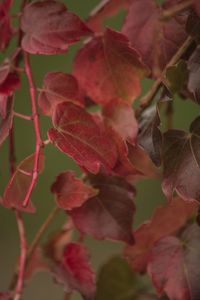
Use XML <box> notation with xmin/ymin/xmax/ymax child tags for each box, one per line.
<box><xmin>27</xmin><ymin>206</ymin><xmax>59</xmax><ymax>261</ymax></box>
<box><xmin>161</xmin><ymin>0</ymin><xmax>193</xmax><ymax>21</ymax></box>
<box><xmin>136</xmin><ymin>36</ymin><xmax>193</xmax><ymax>117</ymax></box>
<box><xmin>13</xmin><ymin>211</ymin><xmax>27</xmax><ymax>300</ymax></box>
<box><xmin>23</xmin><ymin>52</ymin><xmax>43</xmax><ymax>207</ymax></box>
<box><xmin>14</xmin><ymin>111</ymin><xmax>33</xmax><ymax>121</ymax></box>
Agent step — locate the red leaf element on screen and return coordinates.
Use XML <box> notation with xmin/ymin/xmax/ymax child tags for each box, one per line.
<box><xmin>0</xmin><ymin>96</ymin><xmax>14</xmax><ymax>146</ymax></box>
<box><xmin>0</xmin><ymin>0</ymin><xmax>13</xmax><ymax>51</ymax></box>
<box><xmin>103</xmin><ymin>98</ymin><xmax>138</xmax><ymax>144</ymax></box>
<box><xmin>0</xmin><ymin>60</ymin><xmax>20</xmax><ymax>96</ymax></box>
<box><xmin>38</xmin><ymin>72</ymin><xmax>84</xmax><ymax>116</ymax></box>
<box><xmin>61</xmin><ymin>242</ymin><xmax>96</xmax><ymax>299</ymax></box>
<box><xmin>148</xmin><ymin>224</ymin><xmax>200</xmax><ymax>300</ymax></box>
<box><xmin>73</xmin><ymin>28</ymin><xmax>148</xmax><ymax>105</ymax></box>
<box><xmin>122</xmin><ymin>0</ymin><xmax>188</xmax><ymax>76</ymax></box>
<box><xmin>2</xmin><ymin>152</ymin><xmax>45</xmax><ymax>212</ymax></box>
<box><xmin>162</xmin><ymin>117</ymin><xmax>200</xmax><ymax>202</ymax></box>
<box><xmin>48</xmin><ymin>102</ymin><xmax>118</xmax><ymax>174</ymax></box>
<box><xmin>69</xmin><ymin>174</ymin><xmax>135</xmax><ymax>244</ymax></box>
<box><xmin>21</xmin><ymin>1</ymin><xmax>92</xmax><ymax>54</ymax></box>
<box><xmin>87</xmin><ymin>0</ymin><xmax>131</xmax><ymax>32</ymax></box>
<box><xmin>124</xmin><ymin>197</ymin><xmax>197</xmax><ymax>273</ymax></box>
<box><xmin>51</xmin><ymin>171</ymin><xmax>97</xmax><ymax>210</ymax></box>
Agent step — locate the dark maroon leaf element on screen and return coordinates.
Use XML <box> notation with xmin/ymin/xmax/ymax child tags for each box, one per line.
<box><xmin>2</xmin><ymin>152</ymin><xmax>45</xmax><ymax>212</ymax></box>
<box><xmin>0</xmin><ymin>60</ymin><xmax>20</xmax><ymax>96</ymax></box>
<box><xmin>48</xmin><ymin>102</ymin><xmax>118</xmax><ymax>174</ymax></box>
<box><xmin>73</xmin><ymin>28</ymin><xmax>148</xmax><ymax>105</ymax></box>
<box><xmin>21</xmin><ymin>0</ymin><xmax>92</xmax><ymax>54</ymax></box>
<box><xmin>138</xmin><ymin>105</ymin><xmax>162</xmax><ymax>167</ymax></box>
<box><xmin>188</xmin><ymin>45</ymin><xmax>200</xmax><ymax>103</ymax></box>
<box><xmin>69</xmin><ymin>174</ymin><xmax>135</xmax><ymax>244</ymax></box>
<box><xmin>0</xmin><ymin>0</ymin><xmax>13</xmax><ymax>51</ymax></box>
<box><xmin>103</xmin><ymin>98</ymin><xmax>138</xmax><ymax>144</ymax></box>
<box><xmin>124</xmin><ymin>197</ymin><xmax>197</xmax><ymax>273</ymax></box>
<box><xmin>194</xmin><ymin>1</ymin><xmax>200</xmax><ymax>17</ymax></box>
<box><xmin>51</xmin><ymin>171</ymin><xmax>97</xmax><ymax>210</ymax></box>
<box><xmin>148</xmin><ymin>224</ymin><xmax>200</xmax><ymax>300</ymax></box>
<box><xmin>162</xmin><ymin>116</ymin><xmax>200</xmax><ymax>202</ymax></box>
<box><xmin>122</xmin><ymin>0</ymin><xmax>188</xmax><ymax>76</ymax></box>
<box><xmin>38</xmin><ymin>72</ymin><xmax>84</xmax><ymax>116</ymax></box>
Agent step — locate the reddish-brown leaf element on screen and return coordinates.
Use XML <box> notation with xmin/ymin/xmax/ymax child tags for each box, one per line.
<box><xmin>87</xmin><ymin>0</ymin><xmax>131</xmax><ymax>32</ymax></box>
<box><xmin>48</xmin><ymin>102</ymin><xmax>118</xmax><ymax>174</ymax></box>
<box><xmin>124</xmin><ymin>197</ymin><xmax>197</xmax><ymax>273</ymax></box>
<box><xmin>194</xmin><ymin>1</ymin><xmax>200</xmax><ymax>16</ymax></box>
<box><xmin>0</xmin><ymin>0</ymin><xmax>13</xmax><ymax>51</ymax></box>
<box><xmin>103</xmin><ymin>98</ymin><xmax>138</xmax><ymax>144</ymax></box>
<box><xmin>188</xmin><ymin>45</ymin><xmax>200</xmax><ymax>103</ymax></box>
<box><xmin>122</xmin><ymin>0</ymin><xmax>188</xmax><ymax>76</ymax></box>
<box><xmin>148</xmin><ymin>224</ymin><xmax>200</xmax><ymax>300</ymax></box>
<box><xmin>38</xmin><ymin>72</ymin><xmax>84</xmax><ymax>116</ymax></box>
<box><xmin>0</xmin><ymin>96</ymin><xmax>14</xmax><ymax>146</ymax></box>
<box><xmin>0</xmin><ymin>60</ymin><xmax>20</xmax><ymax>96</ymax></box>
<box><xmin>162</xmin><ymin>117</ymin><xmax>200</xmax><ymax>202</ymax></box>
<box><xmin>51</xmin><ymin>171</ymin><xmax>97</xmax><ymax>210</ymax></box>
<box><xmin>2</xmin><ymin>152</ymin><xmax>45</xmax><ymax>212</ymax></box>
<box><xmin>73</xmin><ymin>28</ymin><xmax>148</xmax><ymax>105</ymax></box>
<box><xmin>69</xmin><ymin>174</ymin><xmax>135</xmax><ymax>244</ymax></box>
<box><xmin>21</xmin><ymin>1</ymin><xmax>92</xmax><ymax>54</ymax></box>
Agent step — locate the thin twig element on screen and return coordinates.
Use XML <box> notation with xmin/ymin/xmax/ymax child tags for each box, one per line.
<box><xmin>13</xmin><ymin>211</ymin><xmax>27</xmax><ymax>300</ymax></box>
<box><xmin>23</xmin><ymin>52</ymin><xmax>43</xmax><ymax>207</ymax></box>
<box><xmin>161</xmin><ymin>0</ymin><xmax>193</xmax><ymax>21</ymax></box>
<box><xmin>136</xmin><ymin>36</ymin><xmax>193</xmax><ymax>117</ymax></box>
<box><xmin>27</xmin><ymin>206</ymin><xmax>59</xmax><ymax>261</ymax></box>
<box><xmin>14</xmin><ymin>111</ymin><xmax>33</xmax><ymax>121</ymax></box>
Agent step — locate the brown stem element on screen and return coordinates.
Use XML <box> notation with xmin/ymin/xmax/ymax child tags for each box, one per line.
<box><xmin>27</xmin><ymin>206</ymin><xmax>59</xmax><ymax>261</ymax></box>
<box><xmin>13</xmin><ymin>211</ymin><xmax>27</xmax><ymax>300</ymax></box>
<box><xmin>136</xmin><ymin>36</ymin><xmax>193</xmax><ymax>117</ymax></box>
<box><xmin>23</xmin><ymin>52</ymin><xmax>43</xmax><ymax>207</ymax></box>
<box><xmin>161</xmin><ymin>0</ymin><xmax>193</xmax><ymax>21</ymax></box>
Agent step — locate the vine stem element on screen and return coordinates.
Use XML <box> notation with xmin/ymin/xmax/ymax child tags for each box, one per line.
<box><xmin>27</xmin><ymin>206</ymin><xmax>59</xmax><ymax>261</ymax></box>
<box><xmin>13</xmin><ymin>211</ymin><xmax>27</xmax><ymax>300</ymax></box>
<box><xmin>23</xmin><ymin>52</ymin><xmax>43</xmax><ymax>207</ymax></box>
<box><xmin>161</xmin><ymin>0</ymin><xmax>193</xmax><ymax>20</ymax></box>
<box><xmin>136</xmin><ymin>35</ymin><xmax>193</xmax><ymax>117</ymax></box>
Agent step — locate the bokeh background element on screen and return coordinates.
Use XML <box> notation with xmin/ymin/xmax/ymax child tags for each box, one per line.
<box><xmin>0</xmin><ymin>0</ymin><xmax>199</xmax><ymax>299</ymax></box>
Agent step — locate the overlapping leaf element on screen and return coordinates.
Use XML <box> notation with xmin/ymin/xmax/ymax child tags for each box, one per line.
<box><xmin>0</xmin><ymin>0</ymin><xmax>13</xmax><ymax>51</ymax></box>
<box><xmin>138</xmin><ymin>105</ymin><xmax>162</xmax><ymax>167</ymax></box>
<box><xmin>48</xmin><ymin>102</ymin><xmax>118</xmax><ymax>174</ymax></box>
<box><xmin>103</xmin><ymin>98</ymin><xmax>138</xmax><ymax>144</ymax></box>
<box><xmin>51</xmin><ymin>171</ymin><xmax>97</xmax><ymax>210</ymax></box>
<box><xmin>0</xmin><ymin>96</ymin><xmax>14</xmax><ymax>146</ymax></box>
<box><xmin>38</xmin><ymin>72</ymin><xmax>84</xmax><ymax>116</ymax></box>
<box><xmin>124</xmin><ymin>197</ymin><xmax>197</xmax><ymax>273</ymax></box>
<box><xmin>148</xmin><ymin>224</ymin><xmax>200</xmax><ymax>300</ymax></box>
<box><xmin>122</xmin><ymin>0</ymin><xmax>188</xmax><ymax>76</ymax></box>
<box><xmin>69</xmin><ymin>174</ymin><xmax>135</xmax><ymax>244</ymax></box>
<box><xmin>21</xmin><ymin>0</ymin><xmax>92</xmax><ymax>54</ymax></box>
<box><xmin>2</xmin><ymin>152</ymin><xmax>45</xmax><ymax>212</ymax></box>
<box><xmin>188</xmin><ymin>45</ymin><xmax>200</xmax><ymax>103</ymax></box>
<box><xmin>44</xmin><ymin>234</ymin><xmax>96</xmax><ymax>300</ymax></box>
<box><xmin>162</xmin><ymin>117</ymin><xmax>200</xmax><ymax>202</ymax></box>
<box><xmin>73</xmin><ymin>28</ymin><xmax>148</xmax><ymax>105</ymax></box>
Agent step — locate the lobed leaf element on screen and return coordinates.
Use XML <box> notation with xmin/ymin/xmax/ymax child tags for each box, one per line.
<box><xmin>148</xmin><ymin>224</ymin><xmax>200</xmax><ymax>300</ymax></box>
<box><xmin>69</xmin><ymin>174</ymin><xmax>135</xmax><ymax>244</ymax></box>
<box><xmin>122</xmin><ymin>0</ymin><xmax>188</xmax><ymax>77</ymax></box>
<box><xmin>38</xmin><ymin>72</ymin><xmax>84</xmax><ymax>116</ymax></box>
<box><xmin>2</xmin><ymin>152</ymin><xmax>45</xmax><ymax>212</ymax></box>
<box><xmin>51</xmin><ymin>171</ymin><xmax>97</xmax><ymax>210</ymax></box>
<box><xmin>124</xmin><ymin>197</ymin><xmax>197</xmax><ymax>273</ymax></box>
<box><xmin>0</xmin><ymin>0</ymin><xmax>13</xmax><ymax>51</ymax></box>
<box><xmin>21</xmin><ymin>0</ymin><xmax>92</xmax><ymax>54</ymax></box>
<box><xmin>48</xmin><ymin>102</ymin><xmax>118</xmax><ymax>174</ymax></box>
<box><xmin>73</xmin><ymin>28</ymin><xmax>148</xmax><ymax>105</ymax></box>
<box><xmin>162</xmin><ymin>116</ymin><xmax>200</xmax><ymax>202</ymax></box>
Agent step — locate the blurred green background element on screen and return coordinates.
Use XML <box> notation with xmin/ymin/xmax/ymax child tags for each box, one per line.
<box><xmin>0</xmin><ymin>0</ymin><xmax>199</xmax><ymax>299</ymax></box>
